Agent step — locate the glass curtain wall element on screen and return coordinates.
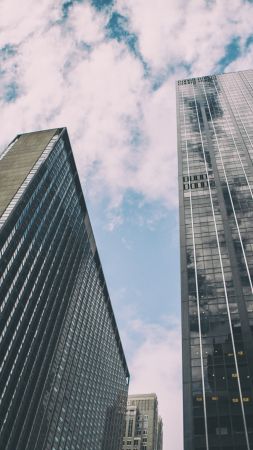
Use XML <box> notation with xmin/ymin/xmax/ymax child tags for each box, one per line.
<box><xmin>0</xmin><ymin>128</ymin><xmax>129</xmax><ymax>450</ymax></box>
<box><xmin>177</xmin><ymin>70</ymin><xmax>253</xmax><ymax>450</ymax></box>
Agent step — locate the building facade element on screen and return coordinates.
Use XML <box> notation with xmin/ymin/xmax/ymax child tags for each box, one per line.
<box><xmin>177</xmin><ymin>70</ymin><xmax>253</xmax><ymax>450</ymax></box>
<box><xmin>122</xmin><ymin>405</ymin><xmax>141</xmax><ymax>450</ymax></box>
<box><xmin>0</xmin><ymin>128</ymin><xmax>129</xmax><ymax>450</ymax></box>
<box><xmin>122</xmin><ymin>393</ymin><xmax>160</xmax><ymax>450</ymax></box>
<box><xmin>157</xmin><ymin>417</ymin><xmax>163</xmax><ymax>450</ymax></box>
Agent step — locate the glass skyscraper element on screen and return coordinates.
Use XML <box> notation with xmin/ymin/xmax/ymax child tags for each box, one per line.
<box><xmin>0</xmin><ymin>128</ymin><xmax>129</xmax><ymax>450</ymax></box>
<box><xmin>177</xmin><ymin>70</ymin><xmax>253</xmax><ymax>450</ymax></box>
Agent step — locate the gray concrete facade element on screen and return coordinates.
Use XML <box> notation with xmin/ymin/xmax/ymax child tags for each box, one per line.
<box><xmin>122</xmin><ymin>393</ymin><xmax>162</xmax><ymax>450</ymax></box>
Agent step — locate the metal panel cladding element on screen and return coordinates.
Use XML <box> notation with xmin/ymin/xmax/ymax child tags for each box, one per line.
<box><xmin>0</xmin><ymin>128</ymin><xmax>129</xmax><ymax>450</ymax></box>
<box><xmin>177</xmin><ymin>70</ymin><xmax>253</xmax><ymax>450</ymax></box>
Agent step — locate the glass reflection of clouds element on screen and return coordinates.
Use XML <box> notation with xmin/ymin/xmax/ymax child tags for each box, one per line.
<box><xmin>178</xmin><ymin>70</ymin><xmax>253</xmax><ymax>450</ymax></box>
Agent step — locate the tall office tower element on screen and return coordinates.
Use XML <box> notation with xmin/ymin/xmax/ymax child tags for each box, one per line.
<box><xmin>177</xmin><ymin>69</ymin><xmax>253</xmax><ymax>450</ymax></box>
<box><xmin>122</xmin><ymin>405</ymin><xmax>141</xmax><ymax>450</ymax></box>
<box><xmin>122</xmin><ymin>393</ymin><xmax>159</xmax><ymax>450</ymax></box>
<box><xmin>0</xmin><ymin>128</ymin><xmax>129</xmax><ymax>450</ymax></box>
<box><xmin>157</xmin><ymin>417</ymin><xmax>163</xmax><ymax>450</ymax></box>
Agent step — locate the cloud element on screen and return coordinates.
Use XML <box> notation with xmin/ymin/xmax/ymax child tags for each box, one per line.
<box><xmin>0</xmin><ymin>0</ymin><xmax>61</xmax><ymax>46</ymax></box>
<box><xmin>67</xmin><ymin>2</ymin><xmax>106</xmax><ymax>43</ymax></box>
<box><xmin>0</xmin><ymin>0</ymin><xmax>180</xmax><ymax>216</ymax></box>
<box><xmin>127</xmin><ymin>317</ymin><xmax>183</xmax><ymax>450</ymax></box>
<box><xmin>112</xmin><ymin>292</ymin><xmax>182</xmax><ymax>450</ymax></box>
<box><xmin>1</xmin><ymin>0</ymin><xmax>253</xmax><ymax>224</ymax></box>
<box><xmin>132</xmin><ymin>80</ymin><xmax>178</xmax><ymax>207</ymax></box>
<box><xmin>116</xmin><ymin>0</ymin><xmax>253</xmax><ymax>76</ymax></box>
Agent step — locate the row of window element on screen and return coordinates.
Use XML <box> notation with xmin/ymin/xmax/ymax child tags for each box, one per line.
<box><xmin>183</xmin><ymin>181</ymin><xmax>215</xmax><ymax>190</ymax></box>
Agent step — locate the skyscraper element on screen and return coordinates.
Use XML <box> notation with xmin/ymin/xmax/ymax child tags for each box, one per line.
<box><xmin>122</xmin><ymin>393</ymin><xmax>160</xmax><ymax>450</ymax></box>
<box><xmin>0</xmin><ymin>128</ymin><xmax>129</xmax><ymax>450</ymax></box>
<box><xmin>177</xmin><ymin>70</ymin><xmax>253</xmax><ymax>450</ymax></box>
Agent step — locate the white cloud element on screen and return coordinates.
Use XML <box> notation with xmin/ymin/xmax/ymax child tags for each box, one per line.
<box><xmin>116</xmin><ymin>0</ymin><xmax>253</xmax><ymax>76</ymax></box>
<box><xmin>0</xmin><ymin>0</ymin><xmax>61</xmax><ymax>46</ymax></box>
<box><xmin>67</xmin><ymin>2</ymin><xmax>106</xmax><ymax>44</ymax></box>
<box><xmin>1</xmin><ymin>0</ymin><xmax>253</xmax><ymax>222</ymax></box>
<box><xmin>132</xmin><ymin>80</ymin><xmax>178</xmax><ymax>207</ymax></box>
<box><xmin>0</xmin><ymin>2</ymin><xmax>162</xmax><ymax>211</ymax></box>
<box><xmin>127</xmin><ymin>318</ymin><xmax>183</xmax><ymax>450</ymax></box>
<box><xmin>112</xmin><ymin>291</ymin><xmax>182</xmax><ymax>450</ymax></box>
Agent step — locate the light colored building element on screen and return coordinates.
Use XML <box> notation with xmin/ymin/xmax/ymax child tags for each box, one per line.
<box><xmin>122</xmin><ymin>405</ymin><xmax>141</xmax><ymax>450</ymax></box>
<box><xmin>122</xmin><ymin>393</ymin><xmax>162</xmax><ymax>450</ymax></box>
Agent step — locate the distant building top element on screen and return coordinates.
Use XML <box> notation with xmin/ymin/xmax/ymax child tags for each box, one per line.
<box><xmin>128</xmin><ymin>393</ymin><xmax>157</xmax><ymax>399</ymax></box>
<box><xmin>176</xmin><ymin>68</ymin><xmax>253</xmax><ymax>85</ymax></box>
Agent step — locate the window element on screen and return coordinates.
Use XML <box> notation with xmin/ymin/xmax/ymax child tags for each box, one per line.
<box><xmin>216</xmin><ymin>427</ymin><xmax>228</xmax><ymax>435</ymax></box>
<box><xmin>128</xmin><ymin>419</ymin><xmax>133</xmax><ymax>437</ymax></box>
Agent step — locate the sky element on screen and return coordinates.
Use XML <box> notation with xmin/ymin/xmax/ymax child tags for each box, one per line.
<box><xmin>1</xmin><ymin>0</ymin><xmax>253</xmax><ymax>448</ymax></box>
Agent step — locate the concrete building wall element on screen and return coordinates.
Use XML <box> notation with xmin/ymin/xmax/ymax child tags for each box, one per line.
<box><xmin>122</xmin><ymin>393</ymin><xmax>160</xmax><ymax>450</ymax></box>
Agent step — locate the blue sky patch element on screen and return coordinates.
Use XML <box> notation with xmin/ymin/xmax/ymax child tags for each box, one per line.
<box><xmin>3</xmin><ymin>82</ymin><xmax>19</xmax><ymax>103</ymax></box>
<box><xmin>91</xmin><ymin>0</ymin><xmax>114</xmax><ymax>10</ymax></box>
<box><xmin>106</xmin><ymin>11</ymin><xmax>149</xmax><ymax>75</ymax></box>
<box><xmin>123</xmin><ymin>115</ymin><xmax>144</xmax><ymax>148</ymax></box>
<box><xmin>152</xmin><ymin>71</ymin><xmax>171</xmax><ymax>91</ymax></box>
<box><xmin>0</xmin><ymin>44</ymin><xmax>17</xmax><ymax>61</ymax></box>
<box><xmin>217</xmin><ymin>36</ymin><xmax>241</xmax><ymax>72</ymax></box>
<box><xmin>88</xmin><ymin>192</ymin><xmax>180</xmax><ymax>329</ymax></box>
<box><xmin>129</xmin><ymin>125</ymin><xmax>143</xmax><ymax>148</ymax></box>
<box><xmin>106</xmin><ymin>12</ymin><xmax>138</xmax><ymax>53</ymax></box>
<box><xmin>62</xmin><ymin>0</ymin><xmax>83</xmax><ymax>19</ymax></box>
<box><xmin>245</xmin><ymin>34</ymin><xmax>253</xmax><ymax>48</ymax></box>
<box><xmin>79</xmin><ymin>41</ymin><xmax>92</xmax><ymax>51</ymax></box>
